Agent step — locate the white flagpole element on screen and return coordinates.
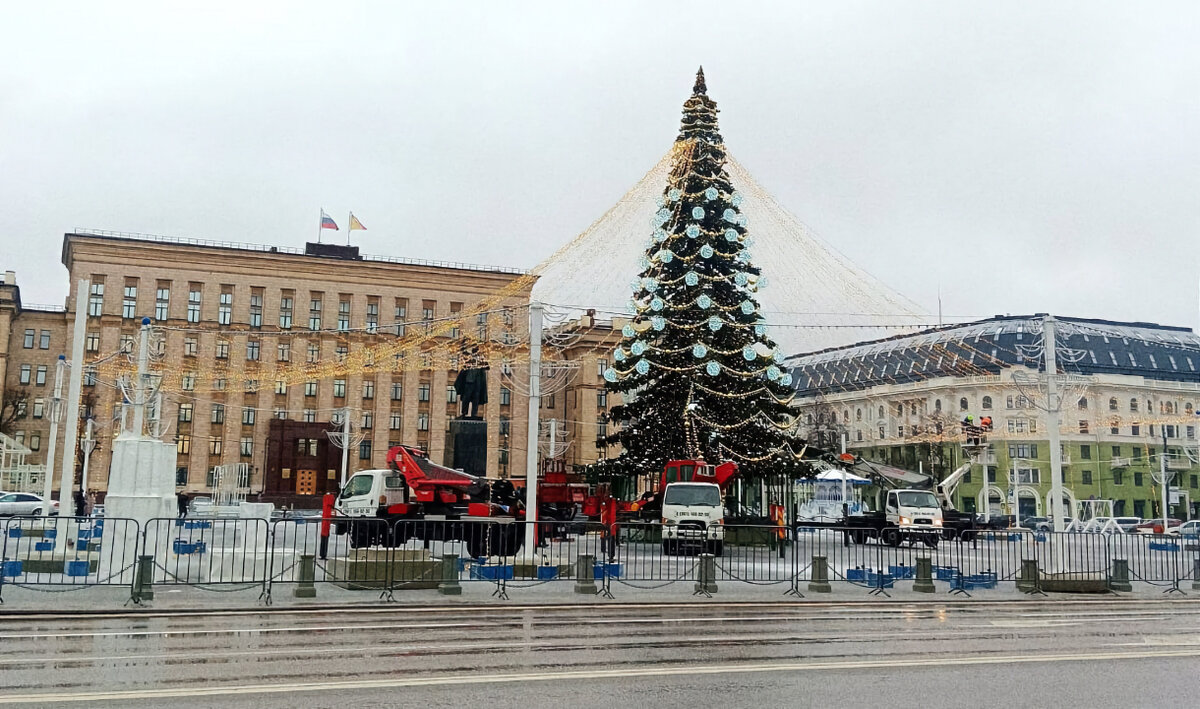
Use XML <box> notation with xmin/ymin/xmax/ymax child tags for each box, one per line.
<box><xmin>347</xmin><ymin>212</ymin><xmax>352</xmax><ymax>246</ymax></box>
<box><xmin>317</xmin><ymin>209</ymin><xmax>323</xmax><ymax>244</ymax></box>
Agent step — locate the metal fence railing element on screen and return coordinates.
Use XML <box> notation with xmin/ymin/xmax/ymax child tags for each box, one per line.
<box><xmin>3</xmin><ymin>515</ymin><xmax>1200</xmax><ymax>604</ymax></box>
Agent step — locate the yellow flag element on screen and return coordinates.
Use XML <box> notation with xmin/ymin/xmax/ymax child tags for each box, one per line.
<box><xmin>348</xmin><ymin>213</ymin><xmax>366</xmax><ymax>231</ymax></box>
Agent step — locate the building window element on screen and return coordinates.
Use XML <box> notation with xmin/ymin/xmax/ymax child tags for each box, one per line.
<box><xmin>982</xmin><ymin>396</ymin><xmax>992</xmax><ymax>410</ymax></box>
<box><xmin>1113</xmin><ymin>470</ymin><xmax>1124</xmax><ymax>485</ymax></box>
<box><xmin>418</xmin><ymin>383</ymin><xmax>430</xmax><ymax>402</ymax></box>
<box><xmin>597</xmin><ymin>390</ymin><xmax>608</xmax><ymax>409</ymax></box>
<box><xmin>1079</xmin><ymin>420</ymin><xmax>1089</xmax><ymax>434</ymax></box>
<box><xmin>211</xmin><ymin>404</ymin><xmax>225</xmax><ymax>424</ymax></box>
<box><xmin>1188</xmin><ymin>426</ymin><xmax>1196</xmax><ymax>440</ymax></box>
<box><xmin>88</xmin><ymin>282</ymin><xmax>105</xmax><ymax>317</ymax></box>
<box><xmin>1082</xmin><ymin>470</ymin><xmax>1093</xmax><ymax>485</ymax></box>
<box><xmin>1108</xmin><ymin>397</ymin><xmax>1118</xmax><ymax>412</ymax></box>
<box><xmin>121</xmin><ymin>284</ymin><xmax>138</xmax><ymax>319</ymax></box>
<box><xmin>362</xmin><ymin>380</ymin><xmax>375</xmax><ymax>400</ymax></box>
<box><xmin>242</xmin><ymin>408</ymin><xmax>256</xmax><ymax>426</ymax></box>
<box><xmin>218</xmin><ymin>291</ymin><xmax>233</xmax><ymax>325</ymax></box>
<box><xmin>302</xmin><ymin>409</ymin><xmax>315</xmax><ymax>423</ymax></box>
<box><xmin>417</xmin><ymin>413</ymin><xmax>429</xmax><ymax>431</ymax></box>
<box><xmin>275</xmin><ymin>380</ymin><xmax>287</xmax><ymax>395</ymax></box>
<box><xmin>391</xmin><ymin>383</ymin><xmax>403</xmax><ymax>401</ymax></box>
<box><xmin>18</xmin><ymin>364</ymin><xmax>31</xmax><ymax>385</ymax></box>
<box><xmin>178</xmin><ymin>403</ymin><xmax>193</xmax><ymax>422</ymax></box>
<box><xmin>359</xmin><ymin>439</ymin><xmax>372</xmax><ymax>460</ymax></box>
<box><xmin>541</xmin><ymin>393</ymin><xmax>555</xmax><ymax>409</ymax></box>
<box><xmin>279</xmin><ymin>296</ymin><xmax>293</xmax><ymax>329</ymax></box>
<box><xmin>35</xmin><ymin>365</ymin><xmax>47</xmax><ymax>386</ymax></box>
<box><xmin>155</xmin><ymin>287</ymin><xmax>170</xmax><ymax>321</ymax></box>
<box><xmin>1130</xmin><ymin>398</ymin><xmax>1139</xmax><ymax>412</ymax></box>
<box><xmin>361</xmin><ymin>413</ymin><xmax>373</xmax><ymax>429</ymax></box>
<box><xmin>209</xmin><ymin>437</ymin><xmax>223</xmax><ymax>455</ymax></box>
<box><xmin>500</xmin><ymin>387</ymin><xmax>511</xmax><ymax>406</ymax></box>
<box><xmin>274</xmin><ymin>408</ymin><xmax>286</xmax><ymax>420</ymax></box>
<box><xmin>986</xmin><ymin>466</ymin><xmax>997</xmax><ymax>483</ymax></box>
<box><xmin>240</xmin><ymin>437</ymin><xmax>254</xmax><ymax>457</ymax></box>
<box><xmin>394</xmin><ymin>300</ymin><xmax>407</xmax><ymax>336</ymax></box>
<box><xmin>307</xmin><ymin>343</ymin><xmax>320</xmax><ymax>363</ymax></box>
<box><xmin>1134</xmin><ymin>472</ymin><xmax>1144</xmax><ymax>487</ymax></box>
<box><xmin>499</xmin><ymin>415</ymin><xmax>510</xmax><ymax>436</ymax></box>
<box><xmin>187</xmin><ymin>288</ymin><xmax>202</xmax><ymax>323</ymax></box>
<box><xmin>337</xmin><ymin>299</ymin><xmax>351</xmax><ymax>332</ymax></box>
<box><xmin>215</xmin><ymin>340</ymin><xmax>230</xmax><ymax>359</ymax></box>
<box><xmin>249</xmin><ymin>292</ymin><xmax>263</xmax><ymax>329</ymax></box>
<box><xmin>447</xmin><ymin>386</ymin><xmax>458</xmax><ymax>403</ymax></box>
<box><xmin>335</xmin><ymin>345</ymin><xmax>348</xmax><ymax>362</ymax></box>
<box><xmin>309</xmin><ymin>297</ymin><xmax>322</xmax><ymax>331</ymax></box>
<box><xmin>390</xmin><ymin>412</ymin><xmax>402</xmax><ymax>430</ymax></box>
<box><xmin>333</xmin><ymin>379</ymin><xmax>346</xmax><ymax>398</ymax></box>
<box><xmin>243</xmin><ymin>340</ymin><xmax>259</xmax><ymax>361</ymax></box>
<box><xmin>32</xmin><ymin>398</ymin><xmax>44</xmax><ymax>419</ymax></box>
<box><xmin>176</xmin><ymin>435</ymin><xmax>191</xmax><ymax>455</ymax></box>
<box><xmin>23</xmin><ymin>329</ymin><xmax>35</xmax><ymax>348</ymax></box>
<box><xmin>1077</xmin><ymin>397</ymin><xmax>1088</xmax><ymax>410</ymax></box>
<box><xmin>366</xmin><ymin>301</ymin><xmax>379</xmax><ymax>333</ymax></box>
<box><xmin>277</xmin><ymin>341</ymin><xmax>290</xmax><ymax>362</ymax></box>
<box><xmin>305</xmin><ymin>381</ymin><xmax>317</xmax><ymax>397</ymax></box>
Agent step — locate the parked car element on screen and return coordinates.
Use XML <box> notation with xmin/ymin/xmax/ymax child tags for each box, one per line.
<box><xmin>0</xmin><ymin>493</ymin><xmax>59</xmax><ymax>516</ymax></box>
<box><xmin>1135</xmin><ymin>519</ymin><xmax>1183</xmax><ymax>534</ymax></box>
<box><xmin>1114</xmin><ymin>517</ymin><xmax>1142</xmax><ymax>533</ymax></box>
<box><xmin>1167</xmin><ymin>520</ymin><xmax>1200</xmax><ymax>538</ymax></box>
<box><xmin>1019</xmin><ymin>517</ymin><xmax>1048</xmax><ymax>531</ymax></box>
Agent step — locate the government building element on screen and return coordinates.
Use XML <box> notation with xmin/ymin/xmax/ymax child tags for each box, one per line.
<box><xmin>1</xmin><ymin>231</ymin><xmax>557</xmax><ymax>502</ymax></box>
<box><xmin>787</xmin><ymin>315</ymin><xmax>1200</xmax><ymax>520</ymax></box>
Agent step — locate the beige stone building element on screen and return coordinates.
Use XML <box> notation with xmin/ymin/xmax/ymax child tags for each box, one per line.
<box><xmin>2</xmin><ymin>231</ymin><xmax>536</xmax><ymax>498</ymax></box>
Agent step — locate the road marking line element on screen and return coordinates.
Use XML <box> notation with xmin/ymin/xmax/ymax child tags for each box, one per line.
<box><xmin>3</xmin><ymin>648</ymin><xmax>1199</xmax><ymax>704</ymax></box>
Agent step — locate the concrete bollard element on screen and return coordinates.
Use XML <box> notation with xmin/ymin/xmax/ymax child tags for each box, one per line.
<box><xmin>694</xmin><ymin>553</ymin><xmax>718</xmax><ymax>595</ymax></box>
<box><xmin>1017</xmin><ymin>558</ymin><xmax>1042</xmax><ymax>593</ymax></box>
<box><xmin>808</xmin><ymin>555</ymin><xmax>832</xmax><ymax>593</ymax></box>
<box><xmin>132</xmin><ymin>554</ymin><xmax>155</xmax><ymax>602</ymax></box>
<box><xmin>1108</xmin><ymin>558</ymin><xmax>1132</xmax><ymax>592</ymax></box>
<box><xmin>293</xmin><ymin>554</ymin><xmax>317</xmax><ymax>598</ymax></box>
<box><xmin>438</xmin><ymin>553</ymin><xmax>462</xmax><ymax>596</ymax></box>
<box><xmin>913</xmin><ymin>557</ymin><xmax>935</xmax><ymax>593</ymax></box>
<box><xmin>574</xmin><ymin>553</ymin><xmax>597</xmax><ymax>595</ymax></box>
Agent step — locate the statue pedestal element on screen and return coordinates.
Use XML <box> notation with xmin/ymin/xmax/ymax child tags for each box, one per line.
<box><xmin>445</xmin><ymin>418</ymin><xmax>487</xmax><ymax>476</ymax></box>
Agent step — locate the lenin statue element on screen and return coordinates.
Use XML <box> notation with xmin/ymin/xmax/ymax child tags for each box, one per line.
<box><xmin>453</xmin><ymin>366</ymin><xmax>488</xmax><ymax>419</ymax></box>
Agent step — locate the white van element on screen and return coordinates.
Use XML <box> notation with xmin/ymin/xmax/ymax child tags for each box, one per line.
<box><xmin>661</xmin><ymin>482</ymin><xmax>725</xmax><ymax>556</ymax></box>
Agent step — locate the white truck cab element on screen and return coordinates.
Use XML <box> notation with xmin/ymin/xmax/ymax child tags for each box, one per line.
<box><xmin>883</xmin><ymin>489</ymin><xmax>943</xmax><ymax>545</ymax></box>
<box><xmin>335</xmin><ymin>469</ymin><xmax>406</xmax><ymax>518</ymax></box>
<box><xmin>660</xmin><ymin>482</ymin><xmax>725</xmax><ymax>556</ymax></box>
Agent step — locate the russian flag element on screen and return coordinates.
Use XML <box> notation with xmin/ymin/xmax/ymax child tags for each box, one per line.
<box><xmin>320</xmin><ymin>209</ymin><xmax>339</xmax><ymax>230</ymax></box>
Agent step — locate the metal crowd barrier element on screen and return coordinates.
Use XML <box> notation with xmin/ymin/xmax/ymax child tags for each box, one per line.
<box><xmin>4</xmin><ymin>515</ymin><xmax>1200</xmax><ymax>604</ymax></box>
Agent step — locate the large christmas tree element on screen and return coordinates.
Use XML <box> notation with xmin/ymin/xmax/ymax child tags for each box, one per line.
<box><xmin>598</xmin><ymin>68</ymin><xmax>804</xmax><ymax>480</ymax></box>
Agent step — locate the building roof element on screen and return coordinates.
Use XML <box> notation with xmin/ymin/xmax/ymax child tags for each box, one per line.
<box><xmin>785</xmin><ymin>314</ymin><xmax>1200</xmax><ymax>396</ymax></box>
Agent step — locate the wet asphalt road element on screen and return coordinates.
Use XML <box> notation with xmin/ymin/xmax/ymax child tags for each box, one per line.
<box><xmin>2</xmin><ymin>600</ymin><xmax>1199</xmax><ymax>708</ymax></box>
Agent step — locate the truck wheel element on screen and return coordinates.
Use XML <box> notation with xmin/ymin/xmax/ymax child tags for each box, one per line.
<box><xmin>923</xmin><ymin>535</ymin><xmax>939</xmax><ymax>548</ymax></box>
<box><xmin>708</xmin><ymin>541</ymin><xmax>724</xmax><ymax>557</ymax></box>
<box><xmin>883</xmin><ymin>529</ymin><xmax>901</xmax><ymax>547</ymax></box>
<box><xmin>850</xmin><ymin>530</ymin><xmax>868</xmax><ymax>545</ymax></box>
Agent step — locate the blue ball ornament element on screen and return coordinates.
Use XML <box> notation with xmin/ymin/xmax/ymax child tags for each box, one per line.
<box><xmin>692</xmin><ymin>344</ymin><xmax>707</xmax><ymax>358</ymax></box>
<box><xmin>731</xmin><ymin>192</ymin><xmax>743</xmax><ymax>207</ymax></box>
<box><xmin>704</xmin><ymin>187</ymin><xmax>719</xmax><ymax>201</ymax></box>
<box><xmin>654</xmin><ymin>228</ymin><xmax>668</xmax><ymax>242</ymax></box>
<box><xmin>691</xmin><ymin>206</ymin><xmax>705</xmax><ymax>220</ymax></box>
<box><xmin>755</xmin><ymin>324</ymin><xmax>766</xmax><ymax>335</ymax></box>
<box><xmin>639</xmin><ymin>256</ymin><xmax>651</xmax><ymax>270</ymax></box>
<box><xmin>651</xmin><ymin>316</ymin><xmax>665</xmax><ymax>331</ymax></box>
<box><xmin>684</xmin><ymin>271</ymin><xmax>699</xmax><ymax>286</ymax></box>
<box><xmin>723</xmin><ymin>208</ymin><xmax>737</xmax><ymax>223</ymax></box>
<box><xmin>780</xmin><ymin>373</ymin><xmax>793</xmax><ymax>386</ymax></box>
<box><xmin>697</xmin><ymin>294</ymin><xmax>712</xmax><ymax>309</ymax></box>
<box><xmin>740</xmin><ymin>300</ymin><xmax>755</xmax><ymax>315</ymax></box>
<box><xmin>742</xmin><ymin>345</ymin><xmax>757</xmax><ymax>361</ymax></box>
<box><xmin>650</xmin><ymin>297</ymin><xmax>665</xmax><ymax>311</ymax></box>
<box><xmin>737</xmin><ymin>250</ymin><xmax>750</xmax><ymax>262</ymax></box>
<box><xmin>668</xmin><ymin>188</ymin><xmax>682</xmax><ymax>202</ymax></box>
<box><xmin>604</xmin><ymin>368</ymin><xmax>618</xmax><ymax>382</ymax></box>
<box><xmin>773</xmin><ymin>350</ymin><xmax>785</xmax><ymax>364</ymax></box>
<box><xmin>635</xmin><ymin>360</ymin><xmax>650</xmax><ymax>375</ymax></box>
<box><xmin>707</xmin><ymin>316</ymin><xmax>723</xmax><ymax>332</ymax></box>
<box><xmin>724</xmin><ymin>229</ymin><xmax>739</xmax><ymax>243</ymax></box>
<box><xmin>656</xmin><ymin>196</ymin><xmax>665</xmax><ymax>208</ymax></box>
<box><xmin>622</xmin><ymin>324</ymin><xmax>636</xmax><ymax>338</ymax></box>
<box><xmin>737</xmin><ymin>215</ymin><xmax>748</xmax><ymax>227</ymax></box>
<box><xmin>734</xmin><ymin>272</ymin><xmax>748</xmax><ymax>286</ymax></box>
<box><xmin>700</xmin><ymin>244</ymin><xmax>714</xmax><ymax>259</ymax></box>
<box><xmin>685</xmin><ymin>224</ymin><xmax>700</xmax><ymax>238</ymax></box>
<box><xmin>660</xmin><ymin>250</ymin><xmax>674</xmax><ymax>264</ymax></box>
<box><xmin>614</xmin><ymin>348</ymin><xmax>626</xmax><ymax>362</ymax></box>
<box><xmin>766</xmin><ymin>365</ymin><xmax>781</xmax><ymax>381</ymax></box>
<box><xmin>642</xmin><ymin>277</ymin><xmax>658</xmax><ymax>292</ymax></box>
<box><xmin>706</xmin><ymin>361</ymin><xmax>721</xmax><ymax>376</ymax></box>
<box><xmin>630</xmin><ymin>341</ymin><xmax>647</xmax><ymax>356</ymax></box>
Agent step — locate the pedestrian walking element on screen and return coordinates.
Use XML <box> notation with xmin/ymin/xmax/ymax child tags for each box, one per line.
<box><xmin>74</xmin><ymin>489</ymin><xmax>86</xmax><ymax>518</ymax></box>
<box><xmin>85</xmin><ymin>490</ymin><xmax>96</xmax><ymax>517</ymax></box>
<box><xmin>177</xmin><ymin>491</ymin><xmax>190</xmax><ymax>517</ymax></box>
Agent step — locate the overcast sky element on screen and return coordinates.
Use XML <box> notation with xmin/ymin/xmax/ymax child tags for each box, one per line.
<box><xmin>3</xmin><ymin>2</ymin><xmax>1198</xmax><ymax>334</ymax></box>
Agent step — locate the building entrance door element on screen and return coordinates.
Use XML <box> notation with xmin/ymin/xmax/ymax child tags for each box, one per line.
<box><xmin>295</xmin><ymin>469</ymin><xmax>317</xmax><ymax>495</ymax></box>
